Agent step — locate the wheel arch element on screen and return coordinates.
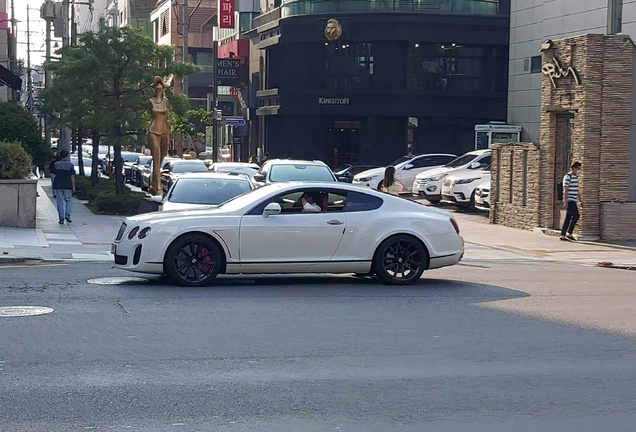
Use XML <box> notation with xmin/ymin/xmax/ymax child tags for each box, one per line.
<box><xmin>162</xmin><ymin>231</ymin><xmax>228</xmax><ymax>275</ymax></box>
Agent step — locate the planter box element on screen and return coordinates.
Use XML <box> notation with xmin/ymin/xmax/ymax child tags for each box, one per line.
<box><xmin>0</xmin><ymin>179</ymin><xmax>38</xmax><ymax>228</ymax></box>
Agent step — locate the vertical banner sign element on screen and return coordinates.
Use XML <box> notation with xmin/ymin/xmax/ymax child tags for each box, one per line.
<box><xmin>219</xmin><ymin>0</ymin><xmax>235</xmax><ymax>29</ymax></box>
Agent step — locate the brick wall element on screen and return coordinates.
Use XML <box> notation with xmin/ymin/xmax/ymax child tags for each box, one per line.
<box><xmin>601</xmin><ymin>203</ymin><xmax>636</xmax><ymax>240</ymax></box>
<box><xmin>490</xmin><ymin>142</ymin><xmax>540</xmax><ymax>230</ymax></box>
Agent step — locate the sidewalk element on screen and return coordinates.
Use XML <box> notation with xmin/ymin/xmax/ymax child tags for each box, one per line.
<box><xmin>454</xmin><ymin>211</ymin><xmax>636</xmax><ymax>267</ymax></box>
<box><xmin>0</xmin><ymin>179</ymin><xmax>123</xmax><ymax>262</ymax></box>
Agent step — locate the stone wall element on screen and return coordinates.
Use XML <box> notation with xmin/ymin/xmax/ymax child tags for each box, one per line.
<box><xmin>539</xmin><ymin>34</ymin><xmax>635</xmax><ymax>239</ymax></box>
<box><xmin>601</xmin><ymin>203</ymin><xmax>636</xmax><ymax>240</ymax></box>
<box><xmin>0</xmin><ymin>180</ymin><xmax>37</xmax><ymax>229</ymax></box>
<box><xmin>490</xmin><ymin>143</ymin><xmax>540</xmax><ymax>230</ymax></box>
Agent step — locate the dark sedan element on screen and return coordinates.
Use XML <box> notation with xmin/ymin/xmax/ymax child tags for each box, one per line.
<box><xmin>333</xmin><ymin>163</ymin><xmax>382</xmax><ymax>182</ymax></box>
<box><xmin>131</xmin><ymin>155</ymin><xmax>153</xmax><ymax>186</ymax></box>
<box><xmin>161</xmin><ymin>159</ymin><xmax>209</xmax><ymax>193</ymax></box>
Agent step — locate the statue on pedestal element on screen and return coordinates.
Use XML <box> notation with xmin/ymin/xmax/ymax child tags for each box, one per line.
<box><xmin>148</xmin><ymin>75</ymin><xmax>173</xmax><ymax>196</ymax></box>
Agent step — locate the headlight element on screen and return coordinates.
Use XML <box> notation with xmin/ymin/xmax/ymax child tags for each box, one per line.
<box><xmin>138</xmin><ymin>227</ymin><xmax>151</xmax><ymax>239</ymax></box>
<box><xmin>357</xmin><ymin>175</ymin><xmax>377</xmax><ymax>182</ymax></box>
<box><xmin>455</xmin><ymin>178</ymin><xmax>480</xmax><ymax>185</ymax></box>
<box><xmin>425</xmin><ymin>174</ymin><xmax>447</xmax><ymax>182</ymax></box>
<box><xmin>127</xmin><ymin>226</ymin><xmax>139</xmax><ymax>239</ymax></box>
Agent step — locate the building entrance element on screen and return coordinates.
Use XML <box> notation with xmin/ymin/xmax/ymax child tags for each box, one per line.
<box><xmin>553</xmin><ymin>113</ymin><xmax>574</xmax><ymax>229</ymax></box>
<box><xmin>326</xmin><ymin>121</ymin><xmax>361</xmax><ymax>168</ymax></box>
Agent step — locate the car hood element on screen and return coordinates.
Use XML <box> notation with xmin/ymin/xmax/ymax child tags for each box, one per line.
<box><xmin>161</xmin><ymin>202</ymin><xmax>219</xmax><ymax>212</ymax></box>
<box><xmin>126</xmin><ymin>206</ymin><xmax>228</xmax><ymax>225</ymax></box>
<box><xmin>353</xmin><ymin>167</ymin><xmax>385</xmax><ymax>180</ymax></box>
<box><xmin>475</xmin><ymin>180</ymin><xmax>490</xmax><ymax>190</ymax></box>
<box><xmin>414</xmin><ymin>166</ymin><xmax>455</xmax><ymax>180</ymax></box>
<box><xmin>445</xmin><ymin>169</ymin><xmax>490</xmax><ymax>182</ymax></box>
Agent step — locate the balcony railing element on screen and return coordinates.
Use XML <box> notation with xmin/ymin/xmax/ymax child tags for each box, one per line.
<box><xmin>281</xmin><ymin>0</ymin><xmax>499</xmax><ymax>17</ymax></box>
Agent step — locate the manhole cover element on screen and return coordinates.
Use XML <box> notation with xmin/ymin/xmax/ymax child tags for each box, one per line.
<box><xmin>0</xmin><ymin>306</ymin><xmax>54</xmax><ymax>317</ymax></box>
<box><xmin>87</xmin><ymin>277</ymin><xmax>149</xmax><ymax>285</ymax></box>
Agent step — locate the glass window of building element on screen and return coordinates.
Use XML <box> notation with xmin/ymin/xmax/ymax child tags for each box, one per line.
<box><xmin>407</xmin><ymin>43</ymin><xmax>506</xmax><ymax>92</ymax></box>
<box><xmin>325</xmin><ymin>43</ymin><xmax>374</xmax><ymax>88</ymax></box>
<box><xmin>610</xmin><ymin>0</ymin><xmax>623</xmax><ymax>34</ymax></box>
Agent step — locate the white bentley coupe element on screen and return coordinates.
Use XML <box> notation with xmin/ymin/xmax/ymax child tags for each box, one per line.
<box><xmin>112</xmin><ymin>182</ymin><xmax>464</xmax><ymax>286</ymax></box>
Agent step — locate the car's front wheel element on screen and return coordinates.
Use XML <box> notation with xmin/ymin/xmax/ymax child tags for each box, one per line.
<box><xmin>165</xmin><ymin>234</ymin><xmax>223</xmax><ymax>287</ymax></box>
<box><xmin>373</xmin><ymin>235</ymin><xmax>428</xmax><ymax>285</ymax></box>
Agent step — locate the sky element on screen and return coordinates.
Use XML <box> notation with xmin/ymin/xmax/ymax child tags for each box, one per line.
<box><xmin>12</xmin><ymin>0</ymin><xmax>49</xmax><ymax>66</ymax></box>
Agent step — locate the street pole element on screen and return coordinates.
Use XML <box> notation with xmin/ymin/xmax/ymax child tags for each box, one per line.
<box><xmin>44</xmin><ymin>17</ymin><xmax>51</xmax><ymax>149</ymax></box>
<box><xmin>182</xmin><ymin>0</ymin><xmax>188</xmax><ymax>97</ymax></box>
<box><xmin>59</xmin><ymin>0</ymin><xmax>70</xmax><ymax>153</ymax></box>
<box><xmin>26</xmin><ymin>6</ymin><xmax>32</xmax><ymax>113</ymax></box>
<box><xmin>212</xmin><ymin>35</ymin><xmax>218</xmax><ymax>162</ymax></box>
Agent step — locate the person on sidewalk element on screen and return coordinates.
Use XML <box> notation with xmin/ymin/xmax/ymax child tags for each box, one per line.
<box><xmin>560</xmin><ymin>161</ymin><xmax>583</xmax><ymax>241</ymax></box>
<box><xmin>52</xmin><ymin>150</ymin><xmax>76</xmax><ymax>225</ymax></box>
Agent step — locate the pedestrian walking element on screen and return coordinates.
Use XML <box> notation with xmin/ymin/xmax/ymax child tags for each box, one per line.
<box><xmin>52</xmin><ymin>150</ymin><xmax>76</xmax><ymax>225</ymax></box>
<box><xmin>381</xmin><ymin>166</ymin><xmax>405</xmax><ymax>195</ymax></box>
<box><xmin>560</xmin><ymin>161</ymin><xmax>582</xmax><ymax>241</ymax></box>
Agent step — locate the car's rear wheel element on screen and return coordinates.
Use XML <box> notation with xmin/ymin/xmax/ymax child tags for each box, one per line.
<box><xmin>373</xmin><ymin>235</ymin><xmax>428</xmax><ymax>285</ymax></box>
<box><xmin>165</xmin><ymin>234</ymin><xmax>222</xmax><ymax>287</ymax></box>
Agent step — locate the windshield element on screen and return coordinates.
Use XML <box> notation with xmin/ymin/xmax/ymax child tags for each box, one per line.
<box><xmin>168</xmin><ymin>178</ymin><xmax>252</xmax><ymax>205</ymax></box>
<box><xmin>171</xmin><ymin>162</ymin><xmax>208</xmax><ymax>173</ymax></box>
<box><xmin>389</xmin><ymin>156</ymin><xmax>411</xmax><ymax>167</ymax></box>
<box><xmin>138</xmin><ymin>156</ymin><xmax>152</xmax><ymax>165</ymax></box>
<box><xmin>445</xmin><ymin>154</ymin><xmax>479</xmax><ymax>168</ymax></box>
<box><xmin>269</xmin><ymin>164</ymin><xmax>336</xmax><ymax>182</ymax></box>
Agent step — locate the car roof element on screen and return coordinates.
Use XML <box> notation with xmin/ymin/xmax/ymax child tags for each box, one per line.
<box><xmin>264</xmin><ymin>159</ymin><xmax>330</xmax><ymax>166</ymax></box>
<box><xmin>411</xmin><ymin>153</ymin><xmax>457</xmax><ymax>158</ymax></box>
<box><xmin>175</xmin><ymin>172</ymin><xmax>251</xmax><ymax>180</ymax></box>
<box><xmin>169</xmin><ymin>158</ymin><xmax>206</xmax><ymax>164</ymax></box>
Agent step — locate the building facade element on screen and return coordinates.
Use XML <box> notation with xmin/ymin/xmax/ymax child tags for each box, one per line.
<box><xmin>0</xmin><ymin>0</ymin><xmax>20</xmax><ymax>102</ymax></box>
<box><xmin>508</xmin><ymin>0</ymin><xmax>632</xmax><ymax>142</ymax></box>
<box><xmin>248</xmin><ymin>0</ymin><xmax>511</xmax><ymax>166</ymax></box>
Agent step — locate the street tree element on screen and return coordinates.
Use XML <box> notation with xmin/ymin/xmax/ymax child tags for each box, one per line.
<box><xmin>0</xmin><ymin>102</ymin><xmax>51</xmax><ymax>170</ymax></box>
<box><xmin>41</xmin><ymin>26</ymin><xmax>196</xmax><ymax>192</ymax></box>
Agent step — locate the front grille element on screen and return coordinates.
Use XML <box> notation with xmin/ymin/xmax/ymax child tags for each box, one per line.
<box><xmin>115</xmin><ymin>222</ymin><xmax>127</xmax><ymax>241</ymax></box>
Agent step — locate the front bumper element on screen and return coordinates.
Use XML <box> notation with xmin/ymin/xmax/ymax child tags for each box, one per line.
<box><xmin>441</xmin><ymin>182</ymin><xmax>476</xmax><ymax>206</ymax></box>
<box><xmin>112</xmin><ymin>228</ymin><xmax>169</xmax><ymax>274</ymax></box>
<box><xmin>412</xmin><ymin>179</ymin><xmax>442</xmax><ymax>198</ymax></box>
<box><xmin>474</xmin><ymin>194</ymin><xmax>490</xmax><ymax>211</ymax></box>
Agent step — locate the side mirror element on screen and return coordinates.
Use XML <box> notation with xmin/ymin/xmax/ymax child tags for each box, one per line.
<box><xmin>149</xmin><ymin>195</ymin><xmax>163</xmax><ymax>203</ymax></box>
<box><xmin>337</xmin><ymin>176</ymin><xmax>349</xmax><ymax>182</ymax></box>
<box><xmin>254</xmin><ymin>174</ymin><xmax>266</xmax><ymax>182</ymax></box>
<box><xmin>403</xmin><ymin>163</ymin><xmax>414</xmax><ymax>170</ymax></box>
<box><xmin>469</xmin><ymin>161</ymin><xmax>480</xmax><ymax>169</ymax></box>
<box><xmin>262</xmin><ymin>202</ymin><xmax>281</xmax><ymax>218</ymax></box>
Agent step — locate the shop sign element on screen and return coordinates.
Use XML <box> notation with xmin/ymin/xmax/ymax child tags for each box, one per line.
<box><xmin>319</xmin><ymin>97</ymin><xmax>350</xmax><ymax>105</ymax></box>
<box><xmin>542</xmin><ymin>56</ymin><xmax>581</xmax><ymax>88</ymax></box>
<box><xmin>218</xmin><ymin>101</ymin><xmax>235</xmax><ymax>116</ymax></box>
<box><xmin>218</xmin><ymin>0</ymin><xmax>235</xmax><ymax>29</ymax></box>
<box><xmin>217</xmin><ymin>57</ymin><xmax>247</xmax><ymax>87</ymax></box>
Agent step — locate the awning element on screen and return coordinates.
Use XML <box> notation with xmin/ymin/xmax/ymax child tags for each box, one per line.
<box><xmin>0</xmin><ymin>64</ymin><xmax>22</xmax><ymax>90</ymax></box>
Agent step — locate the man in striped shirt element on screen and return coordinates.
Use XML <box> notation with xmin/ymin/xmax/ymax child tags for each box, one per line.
<box><xmin>560</xmin><ymin>161</ymin><xmax>582</xmax><ymax>241</ymax></box>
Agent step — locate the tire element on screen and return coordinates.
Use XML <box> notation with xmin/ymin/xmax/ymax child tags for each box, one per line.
<box><xmin>165</xmin><ymin>233</ymin><xmax>223</xmax><ymax>287</ymax></box>
<box><xmin>373</xmin><ymin>235</ymin><xmax>428</xmax><ymax>285</ymax></box>
<box><xmin>141</xmin><ymin>183</ymin><xmax>148</xmax><ymax>192</ymax></box>
<box><xmin>427</xmin><ymin>198</ymin><xmax>441</xmax><ymax>205</ymax></box>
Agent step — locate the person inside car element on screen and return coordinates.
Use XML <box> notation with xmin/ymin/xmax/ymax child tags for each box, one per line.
<box><xmin>301</xmin><ymin>191</ymin><xmax>322</xmax><ymax>213</ymax></box>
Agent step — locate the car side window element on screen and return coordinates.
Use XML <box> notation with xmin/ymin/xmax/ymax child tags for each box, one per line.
<box><xmin>343</xmin><ymin>191</ymin><xmax>383</xmax><ymax>212</ymax></box>
<box><xmin>409</xmin><ymin>157</ymin><xmax>431</xmax><ymax>169</ymax></box>
<box><xmin>478</xmin><ymin>155</ymin><xmax>491</xmax><ymax>167</ymax></box>
<box><xmin>439</xmin><ymin>155</ymin><xmax>456</xmax><ymax>165</ymax></box>
<box><xmin>246</xmin><ymin>189</ymin><xmax>349</xmax><ymax>216</ymax></box>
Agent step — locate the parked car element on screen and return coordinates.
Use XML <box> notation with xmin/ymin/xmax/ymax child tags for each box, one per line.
<box><xmin>333</xmin><ymin>163</ymin><xmax>382</xmax><ymax>183</ymax></box>
<box><xmin>161</xmin><ymin>159</ymin><xmax>209</xmax><ymax>193</ymax></box>
<box><xmin>441</xmin><ymin>166</ymin><xmax>491</xmax><ymax>208</ymax></box>
<box><xmin>131</xmin><ymin>155</ymin><xmax>153</xmax><ymax>187</ymax></box>
<box><xmin>142</xmin><ymin>157</ymin><xmax>177</xmax><ymax>192</ymax></box>
<box><xmin>474</xmin><ymin>180</ymin><xmax>491</xmax><ymax>212</ymax></box>
<box><xmin>412</xmin><ymin>150</ymin><xmax>491</xmax><ymax>204</ymax></box>
<box><xmin>69</xmin><ymin>154</ymin><xmax>92</xmax><ymax>178</ymax></box>
<box><xmin>253</xmin><ymin>159</ymin><xmax>338</xmax><ymax>186</ymax></box>
<box><xmin>121</xmin><ymin>152</ymin><xmax>143</xmax><ymax>183</ymax></box>
<box><xmin>209</xmin><ymin>162</ymin><xmax>260</xmax><ymax>178</ymax></box>
<box><xmin>352</xmin><ymin>153</ymin><xmax>457</xmax><ymax>192</ymax></box>
<box><xmin>154</xmin><ymin>173</ymin><xmax>254</xmax><ymax>211</ymax></box>
<box><xmin>112</xmin><ymin>182</ymin><xmax>464</xmax><ymax>287</ymax></box>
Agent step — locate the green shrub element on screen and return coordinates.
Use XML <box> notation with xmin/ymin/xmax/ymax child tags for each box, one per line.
<box><xmin>87</xmin><ymin>192</ymin><xmax>147</xmax><ymax>215</ymax></box>
<box><xmin>0</xmin><ymin>102</ymin><xmax>51</xmax><ymax>168</ymax></box>
<box><xmin>0</xmin><ymin>141</ymin><xmax>33</xmax><ymax>180</ymax></box>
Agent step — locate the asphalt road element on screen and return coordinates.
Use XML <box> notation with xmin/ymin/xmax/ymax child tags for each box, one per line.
<box><xmin>1</xmin><ymin>261</ymin><xmax>635</xmax><ymax>432</ymax></box>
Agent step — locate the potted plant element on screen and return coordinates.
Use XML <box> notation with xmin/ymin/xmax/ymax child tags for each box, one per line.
<box><xmin>0</xmin><ymin>141</ymin><xmax>38</xmax><ymax>228</ymax></box>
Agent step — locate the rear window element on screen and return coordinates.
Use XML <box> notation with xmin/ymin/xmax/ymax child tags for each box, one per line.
<box><xmin>168</xmin><ymin>178</ymin><xmax>252</xmax><ymax>205</ymax></box>
<box><xmin>171</xmin><ymin>162</ymin><xmax>209</xmax><ymax>173</ymax></box>
<box><xmin>269</xmin><ymin>164</ymin><xmax>335</xmax><ymax>182</ymax></box>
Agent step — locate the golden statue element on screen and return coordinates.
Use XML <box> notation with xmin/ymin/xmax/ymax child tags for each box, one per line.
<box><xmin>148</xmin><ymin>75</ymin><xmax>173</xmax><ymax>196</ymax></box>
<box><xmin>325</xmin><ymin>19</ymin><xmax>342</xmax><ymax>41</ymax></box>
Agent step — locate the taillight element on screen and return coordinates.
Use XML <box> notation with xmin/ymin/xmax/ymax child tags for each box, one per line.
<box><xmin>127</xmin><ymin>226</ymin><xmax>140</xmax><ymax>239</ymax></box>
<box><xmin>450</xmin><ymin>218</ymin><xmax>460</xmax><ymax>235</ymax></box>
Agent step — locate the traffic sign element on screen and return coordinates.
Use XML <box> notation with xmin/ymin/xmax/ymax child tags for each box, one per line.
<box><xmin>226</xmin><ymin>118</ymin><xmax>246</xmax><ymax>127</ymax></box>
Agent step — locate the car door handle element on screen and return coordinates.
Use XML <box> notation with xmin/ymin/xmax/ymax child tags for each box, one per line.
<box><xmin>327</xmin><ymin>219</ymin><xmax>343</xmax><ymax>225</ymax></box>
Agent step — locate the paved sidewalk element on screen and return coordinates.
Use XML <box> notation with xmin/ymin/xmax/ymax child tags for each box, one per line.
<box><xmin>0</xmin><ymin>179</ymin><xmax>122</xmax><ymax>262</ymax></box>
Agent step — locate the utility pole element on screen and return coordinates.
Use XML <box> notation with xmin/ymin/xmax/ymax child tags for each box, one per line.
<box><xmin>182</xmin><ymin>0</ymin><xmax>189</xmax><ymax>97</ymax></box>
<box><xmin>26</xmin><ymin>6</ymin><xmax>33</xmax><ymax>113</ymax></box>
<box><xmin>41</xmin><ymin>0</ymin><xmax>56</xmax><ymax>150</ymax></box>
<box><xmin>212</xmin><ymin>35</ymin><xmax>218</xmax><ymax>162</ymax></box>
<box><xmin>59</xmin><ymin>0</ymin><xmax>70</xmax><ymax>153</ymax></box>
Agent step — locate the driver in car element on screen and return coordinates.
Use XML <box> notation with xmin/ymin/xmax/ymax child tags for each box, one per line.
<box><xmin>301</xmin><ymin>192</ymin><xmax>322</xmax><ymax>213</ymax></box>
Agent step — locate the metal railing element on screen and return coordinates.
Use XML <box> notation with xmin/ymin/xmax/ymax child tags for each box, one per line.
<box><xmin>281</xmin><ymin>0</ymin><xmax>499</xmax><ymax>17</ymax></box>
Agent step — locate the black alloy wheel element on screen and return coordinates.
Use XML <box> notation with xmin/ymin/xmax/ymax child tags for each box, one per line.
<box><xmin>373</xmin><ymin>235</ymin><xmax>428</xmax><ymax>285</ymax></box>
<box><xmin>165</xmin><ymin>234</ymin><xmax>222</xmax><ymax>286</ymax></box>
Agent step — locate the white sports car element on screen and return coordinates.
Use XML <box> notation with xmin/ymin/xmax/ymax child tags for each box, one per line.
<box><xmin>112</xmin><ymin>182</ymin><xmax>464</xmax><ymax>286</ymax></box>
